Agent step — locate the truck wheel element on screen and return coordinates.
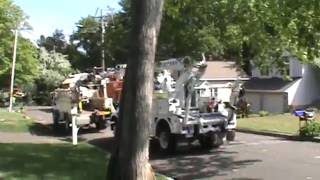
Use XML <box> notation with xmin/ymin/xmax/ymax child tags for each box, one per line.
<box><xmin>52</xmin><ymin>110</ymin><xmax>60</xmax><ymax>130</ymax></box>
<box><xmin>157</xmin><ymin>126</ymin><xmax>176</xmax><ymax>154</ymax></box>
<box><xmin>61</xmin><ymin>113</ymin><xmax>71</xmax><ymax>135</ymax></box>
<box><xmin>95</xmin><ymin>116</ymin><xmax>106</xmax><ymax>130</ymax></box>
<box><xmin>200</xmin><ymin>132</ymin><xmax>223</xmax><ymax>149</ymax></box>
<box><xmin>149</xmin><ymin>138</ymin><xmax>159</xmax><ymax>154</ymax></box>
<box><xmin>111</xmin><ymin>117</ymin><xmax>118</xmax><ymax>136</ymax></box>
<box><xmin>226</xmin><ymin>130</ymin><xmax>236</xmax><ymax>141</ymax></box>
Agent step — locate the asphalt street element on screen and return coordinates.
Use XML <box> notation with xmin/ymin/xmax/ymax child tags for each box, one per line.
<box><xmin>26</xmin><ymin>106</ymin><xmax>320</xmax><ymax>180</ymax></box>
<box><xmin>151</xmin><ymin>133</ymin><xmax>320</xmax><ymax>180</ymax></box>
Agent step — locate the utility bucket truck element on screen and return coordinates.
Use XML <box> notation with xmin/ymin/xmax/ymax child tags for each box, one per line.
<box><xmin>111</xmin><ymin>56</ymin><xmax>237</xmax><ymax>153</ymax></box>
<box><xmin>52</xmin><ymin>68</ymin><xmax>121</xmax><ymax>133</ymax></box>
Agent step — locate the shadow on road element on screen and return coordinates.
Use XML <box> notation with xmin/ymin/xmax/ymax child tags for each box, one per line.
<box><xmin>151</xmin><ymin>147</ymin><xmax>262</xmax><ymax>179</ymax></box>
<box><xmin>87</xmin><ymin>137</ymin><xmax>262</xmax><ymax>180</ymax></box>
<box><xmin>28</xmin><ymin>122</ymin><xmax>105</xmax><ymax>138</ymax></box>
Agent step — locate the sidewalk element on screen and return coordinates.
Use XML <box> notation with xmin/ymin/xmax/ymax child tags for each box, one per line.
<box><xmin>0</xmin><ymin>132</ymin><xmax>65</xmax><ymax>144</ymax></box>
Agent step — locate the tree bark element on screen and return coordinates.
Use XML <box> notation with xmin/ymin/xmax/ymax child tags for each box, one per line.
<box><xmin>107</xmin><ymin>0</ymin><xmax>164</xmax><ymax>180</ymax></box>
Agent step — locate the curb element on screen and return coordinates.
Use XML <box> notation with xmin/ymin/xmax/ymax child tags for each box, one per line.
<box><xmin>236</xmin><ymin>128</ymin><xmax>320</xmax><ymax>143</ymax></box>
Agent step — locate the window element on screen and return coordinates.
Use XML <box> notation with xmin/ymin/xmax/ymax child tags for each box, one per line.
<box><xmin>214</xmin><ymin>88</ymin><xmax>218</xmax><ymax>97</ymax></box>
<box><xmin>210</xmin><ymin>88</ymin><xmax>218</xmax><ymax>97</ymax></box>
<box><xmin>279</xmin><ymin>59</ymin><xmax>290</xmax><ymax>76</ymax></box>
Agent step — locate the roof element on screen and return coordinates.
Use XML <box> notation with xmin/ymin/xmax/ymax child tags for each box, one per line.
<box><xmin>244</xmin><ymin>77</ymin><xmax>301</xmax><ymax>92</ymax></box>
<box><xmin>200</xmin><ymin>61</ymin><xmax>249</xmax><ymax>80</ymax></box>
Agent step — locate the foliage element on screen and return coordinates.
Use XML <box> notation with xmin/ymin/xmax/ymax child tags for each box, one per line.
<box><xmin>0</xmin><ymin>0</ymin><xmax>39</xmax><ymax>89</ymax></box>
<box><xmin>14</xmin><ymin>38</ymin><xmax>39</xmax><ymax>85</ymax></box>
<box><xmin>95</xmin><ymin>0</ymin><xmax>320</xmax><ymax>73</ymax></box>
<box><xmin>37</xmin><ymin>29</ymin><xmax>67</xmax><ymax>53</ymax></box>
<box><xmin>104</xmin><ymin>12</ymin><xmax>131</xmax><ymax>66</ymax></box>
<box><xmin>38</xmin><ymin>47</ymin><xmax>72</xmax><ymax>85</ymax></box>
<box><xmin>299</xmin><ymin>121</ymin><xmax>320</xmax><ymax>137</ymax></box>
<box><xmin>0</xmin><ymin>0</ymin><xmax>22</xmax><ymax>80</ymax></box>
<box><xmin>159</xmin><ymin>0</ymin><xmax>320</xmax><ymax>71</ymax></box>
<box><xmin>0</xmin><ymin>90</ymin><xmax>9</xmax><ymax>107</ymax></box>
<box><xmin>69</xmin><ymin>16</ymin><xmax>102</xmax><ymax>70</ymax></box>
<box><xmin>34</xmin><ymin>48</ymin><xmax>72</xmax><ymax>105</ymax></box>
<box><xmin>259</xmin><ymin>110</ymin><xmax>269</xmax><ymax>117</ymax></box>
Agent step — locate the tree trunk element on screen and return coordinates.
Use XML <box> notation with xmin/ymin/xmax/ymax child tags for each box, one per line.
<box><xmin>107</xmin><ymin>0</ymin><xmax>164</xmax><ymax>180</ymax></box>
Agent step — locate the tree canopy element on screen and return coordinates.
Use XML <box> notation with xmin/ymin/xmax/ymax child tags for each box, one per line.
<box><xmin>37</xmin><ymin>29</ymin><xmax>67</xmax><ymax>53</ymax></box>
<box><xmin>87</xmin><ymin>0</ymin><xmax>320</xmax><ymax>73</ymax></box>
<box><xmin>0</xmin><ymin>0</ymin><xmax>39</xmax><ymax>89</ymax></box>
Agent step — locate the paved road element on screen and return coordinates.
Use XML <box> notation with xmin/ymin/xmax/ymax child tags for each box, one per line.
<box><xmin>151</xmin><ymin>133</ymin><xmax>320</xmax><ymax>180</ymax></box>
<box><xmin>25</xmin><ymin>106</ymin><xmax>320</xmax><ymax>180</ymax></box>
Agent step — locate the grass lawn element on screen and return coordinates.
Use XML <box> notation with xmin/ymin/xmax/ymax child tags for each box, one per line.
<box><xmin>0</xmin><ymin>108</ymin><xmax>33</xmax><ymax>132</ymax></box>
<box><xmin>0</xmin><ymin>143</ymin><xmax>169</xmax><ymax>180</ymax></box>
<box><xmin>237</xmin><ymin>113</ymin><xmax>306</xmax><ymax>135</ymax></box>
<box><xmin>0</xmin><ymin>143</ymin><xmax>109</xmax><ymax>180</ymax></box>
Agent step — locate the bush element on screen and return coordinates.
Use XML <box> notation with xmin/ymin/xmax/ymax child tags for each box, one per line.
<box><xmin>300</xmin><ymin>121</ymin><xmax>320</xmax><ymax>137</ymax></box>
<box><xmin>259</xmin><ymin>110</ymin><xmax>269</xmax><ymax>117</ymax></box>
<box><xmin>0</xmin><ymin>90</ymin><xmax>9</xmax><ymax>107</ymax></box>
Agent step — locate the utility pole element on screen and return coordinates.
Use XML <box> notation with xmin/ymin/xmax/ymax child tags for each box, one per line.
<box><xmin>8</xmin><ymin>29</ymin><xmax>19</xmax><ymax>112</ymax></box>
<box><xmin>100</xmin><ymin>9</ymin><xmax>106</xmax><ymax>70</ymax></box>
<box><xmin>93</xmin><ymin>7</ymin><xmax>114</xmax><ymax>70</ymax></box>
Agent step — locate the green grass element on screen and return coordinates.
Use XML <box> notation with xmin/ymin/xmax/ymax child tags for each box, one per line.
<box><xmin>0</xmin><ymin>143</ymin><xmax>170</xmax><ymax>180</ymax></box>
<box><xmin>0</xmin><ymin>108</ymin><xmax>33</xmax><ymax>132</ymax></box>
<box><xmin>0</xmin><ymin>143</ymin><xmax>109</xmax><ymax>180</ymax></box>
<box><xmin>237</xmin><ymin>113</ymin><xmax>304</xmax><ymax>135</ymax></box>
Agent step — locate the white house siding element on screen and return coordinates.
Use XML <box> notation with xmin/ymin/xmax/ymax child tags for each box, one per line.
<box><xmin>290</xmin><ymin>58</ymin><xmax>303</xmax><ymax>78</ymax></box>
<box><xmin>251</xmin><ymin>58</ymin><xmax>303</xmax><ymax>78</ymax></box>
<box><xmin>199</xmin><ymin>80</ymin><xmax>235</xmax><ymax>102</ymax></box>
<box><xmin>245</xmin><ymin>93</ymin><xmax>261</xmax><ymax>113</ymax></box>
<box><xmin>246</xmin><ymin>92</ymin><xmax>287</xmax><ymax>113</ymax></box>
<box><xmin>251</xmin><ymin>68</ymin><xmax>259</xmax><ymax>78</ymax></box>
<box><xmin>285</xmin><ymin>65</ymin><xmax>320</xmax><ymax>108</ymax></box>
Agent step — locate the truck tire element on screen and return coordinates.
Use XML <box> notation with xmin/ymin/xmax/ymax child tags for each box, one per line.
<box><xmin>157</xmin><ymin>126</ymin><xmax>176</xmax><ymax>154</ymax></box>
<box><xmin>95</xmin><ymin>116</ymin><xmax>106</xmax><ymax>130</ymax></box>
<box><xmin>199</xmin><ymin>132</ymin><xmax>223</xmax><ymax>149</ymax></box>
<box><xmin>226</xmin><ymin>130</ymin><xmax>236</xmax><ymax>141</ymax></box>
<box><xmin>111</xmin><ymin>116</ymin><xmax>118</xmax><ymax>136</ymax></box>
<box><xmin>52</xmin><ymin>110</ymin><xmax>60</xmax><ymax>130</ymax></box>
<box><xmin>61</xmin><ymin>113</ymin><xmax>72</xmax><ymax>135</ymax></box>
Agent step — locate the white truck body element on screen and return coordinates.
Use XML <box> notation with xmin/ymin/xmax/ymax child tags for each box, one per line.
<box><xmin>52</xmin><ymin>72</ymin><xmax>116</xmax><ymax>133</ymax></box>
<box><xmin>112</xmin><ymin>55</ymin><xmax>238</xmax><ymax>152</ymax></box>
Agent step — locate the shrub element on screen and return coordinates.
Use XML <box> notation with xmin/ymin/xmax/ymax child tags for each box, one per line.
<box><xmin>0</xmin><ymin>90</ymin><xmax>9</xmax><ymax>107</ymax></box>
<box><xmin>259</xmin><ymin>110</ymin><xmax>269</xmax><ymax>117</ymax></box>
<box><xmin>300</xmin><ymin>121</ymin><xmax>320</xmax><ymax>137</ymax></box>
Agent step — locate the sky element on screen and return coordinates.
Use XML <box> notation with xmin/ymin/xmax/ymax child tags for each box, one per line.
<box><xmin>13</xmin><ymin>0</ymin><xmax>121</xmax><ymax>42</ymax></box>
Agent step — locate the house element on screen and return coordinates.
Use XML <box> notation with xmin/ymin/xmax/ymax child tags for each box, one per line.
<box><xmin>197</xmin><ymin>61</ymin><xmax>249</xmax><ymax>102</ymax></box>
<box><xmin>244</xmin><ymin>58</ymin><xmax>320</xmax><ymax>113</ymax></box>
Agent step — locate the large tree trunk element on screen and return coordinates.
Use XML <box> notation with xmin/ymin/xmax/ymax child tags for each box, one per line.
<box><xmin>107</xmin><ymin>0</ymin><xmax>164</xmax><ymax>180</ymax></box>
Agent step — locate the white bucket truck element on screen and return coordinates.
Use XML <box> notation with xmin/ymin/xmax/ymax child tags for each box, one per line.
<box><xmin>112</xmin><ymin>55</ymin><xmax>237</xmax><ymax>153</ymax></box>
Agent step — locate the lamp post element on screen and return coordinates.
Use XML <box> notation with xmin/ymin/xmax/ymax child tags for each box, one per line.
<box><xmin>8</xmin><ymin>29</ymin><xmax>19</xmax><ymax>112</ymax></box>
